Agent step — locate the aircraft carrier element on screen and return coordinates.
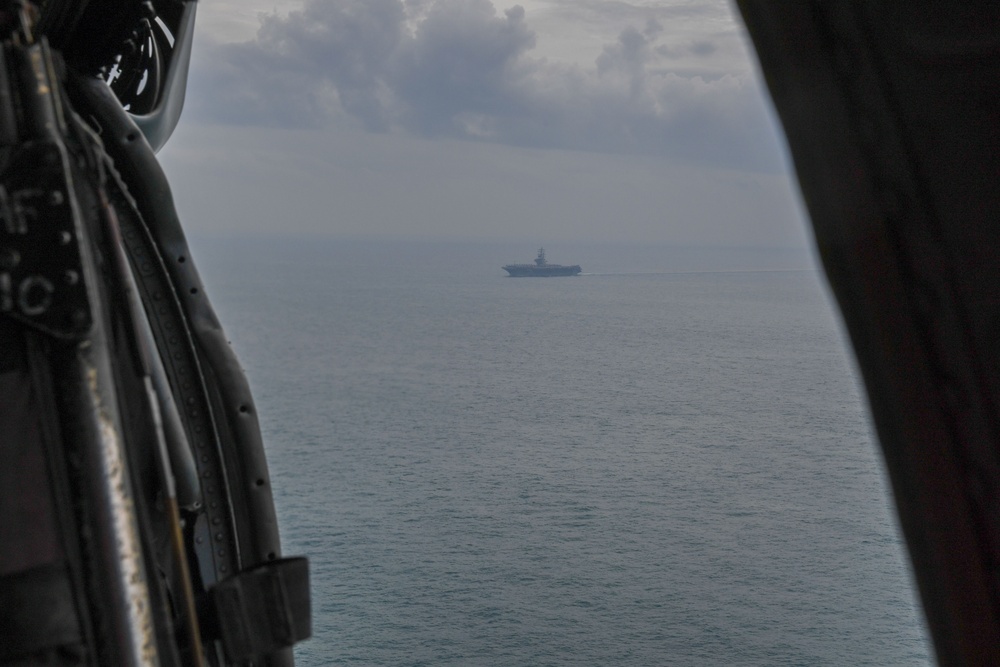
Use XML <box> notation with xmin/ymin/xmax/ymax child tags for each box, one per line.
<box><xmin>502</xmin><ymin>248</ymin><xmax>581</xmax><ymax>277</ymax></box>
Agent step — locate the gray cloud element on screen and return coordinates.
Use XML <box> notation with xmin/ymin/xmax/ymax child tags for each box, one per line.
<box><xmin>540</xmin><ymin>0</ymin><xmax>727</xmax><ymax>25</ymax></box>
<box><xmin>185</xmin><ymin>0</ymin><xmax>785</xmax><ymax>171</ymax></box>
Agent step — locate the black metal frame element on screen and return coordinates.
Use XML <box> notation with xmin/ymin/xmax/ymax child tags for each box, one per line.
<box><xmin>0</xmin><ymin>2</ymin><xmax>309</xmax><ymax>665</ymax></box>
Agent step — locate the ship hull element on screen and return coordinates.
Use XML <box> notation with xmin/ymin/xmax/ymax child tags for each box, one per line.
<box><xmin>502</xmin><ymin>264</ymin><xmax>581</xmax><ymax>277</ymax></box>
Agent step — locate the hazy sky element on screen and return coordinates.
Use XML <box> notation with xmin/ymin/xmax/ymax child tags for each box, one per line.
<box><xmin>157</xmin><ymin>0</ymin><xmax>809</xmax><ymax>247</ymax></box>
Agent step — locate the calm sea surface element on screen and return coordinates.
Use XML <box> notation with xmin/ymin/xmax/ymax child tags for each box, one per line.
<box><xmin>193</xmin><ymin>237</ymin><xmax>932</xmax><ymax>666</ymax></box>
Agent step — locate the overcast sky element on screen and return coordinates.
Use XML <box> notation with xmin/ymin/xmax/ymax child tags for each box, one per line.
<box><xmin>157</xmin><ymin>0</ymin><xmax>809</xmax><ymax>248</ymax></box>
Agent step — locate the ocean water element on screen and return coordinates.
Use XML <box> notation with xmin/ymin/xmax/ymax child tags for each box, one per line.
<box><xmin>193</xmin><ymin>238</ymin><xmax>932</xmax><ymax>666</ymax></box>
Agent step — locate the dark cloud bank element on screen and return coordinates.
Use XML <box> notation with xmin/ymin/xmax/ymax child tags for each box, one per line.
<box><xmin>187</xmin><ymin>0</ymin><xmax>785</xmax><ymax>171</ymax></box>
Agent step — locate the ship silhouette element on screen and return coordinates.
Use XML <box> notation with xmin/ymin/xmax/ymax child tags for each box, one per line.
<box><xmin>502</xmin><ymin>248</ymin><xmax>581</xmax><ymax>277</ymax></box>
